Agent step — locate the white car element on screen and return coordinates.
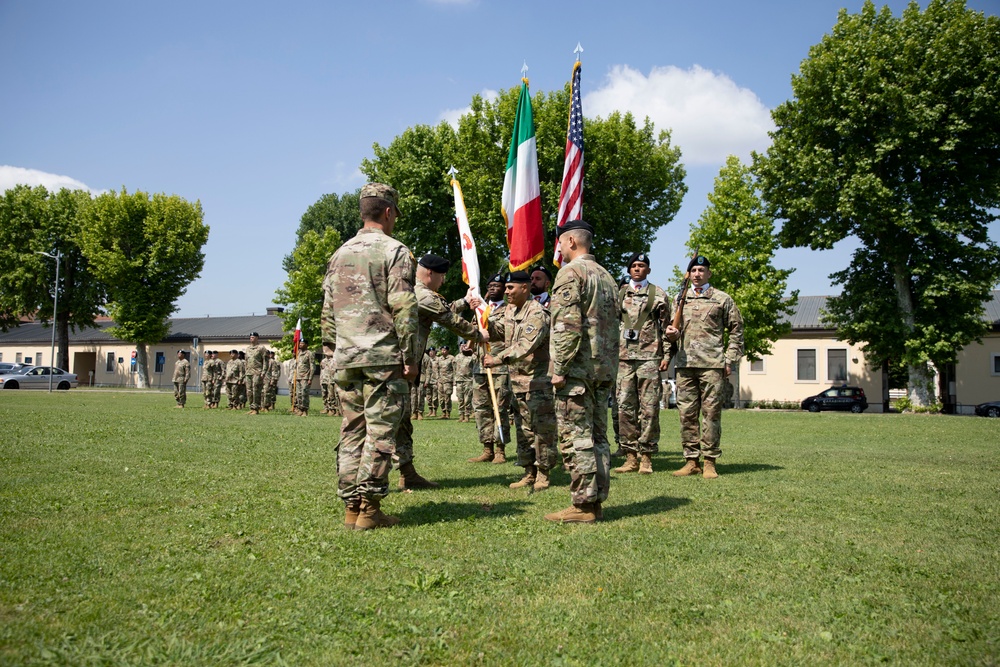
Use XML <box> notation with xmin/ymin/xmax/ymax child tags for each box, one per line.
<box><xmin>0</xmin><ymin>366</ymin><xmax>78</xmax><ymax>390</ymax></box>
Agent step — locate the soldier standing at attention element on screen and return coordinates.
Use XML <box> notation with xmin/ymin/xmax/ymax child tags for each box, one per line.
<box><xmin>454</xmin><ymin>342</ymin><xmax>476</xmax><ymax>422</ymax></box>
<box><xmin>263</xmin><ymin>350</ymin><xmax>280</xmax><ymax>411</ymax></box>
<box><xmin>545</xmin><ymin>220</ymin><xmax>619</xmax><ymax>523</ymax></box>
<box><xmin>321</xmin><ymin>183</ymin><xmax>418</xmax><ymax>530</ymax></box>
<box><xmin>466</xmin><ymin>273</ymin><xmax>513</xmax><ymax>464</ymax></box>
<box><xmin>173</xmin><ymin>349</ymin><xmax>190</xmax><ymax>408</ymax></box>
<box><xmin>530</xmin><ymin>265</ymin><xmax>553</xmax><ymax>309</ymax></box>
<box><xmin>211</xmin><ymin>351</ymin><xmax>225</xmax><ymax>408</ymax></box>
<box><xmin>483</xmin><ymin>270</ymin><xmax>557</xmax><ymax>491</ymax></box>
<box><xmin>293</xmin><ymin>342</ymin><xmax>315</xmax><ymax>417</ymax></box>
<box><xmin>245</xmin><ymin>332</ymin><xmax>267</xmax><ymax>415</ymax></box>
<box><xmin>236</xmin><ymin>351</ymin><xmax>248</xmax><ymax>409</ymax></box>
<box><xmin>436</xmin><ymin>345</ymin><xmax>455</xmax><ymax>419</ymax></box>
<box><xmin>426</xmin><ymin>348</ymin><xmax>440</xmax><ymax>418</ymax></box>
<box><xmin>202</xmin><ymin>351</ymin><xmax>216</xmax><ymax>409</ymax></box>
<box><xmin>225</xmin><ymin>350</ymin><xmax>241</xmax><ymax>409</ymax></box>
<box><xmin>664</xmin><ymin>255</ymin><xmax>744</xmax><ymax>479</ymax></box>
<box><xmin>614</xmin><ymin>252</ymin><xmax>672</xmax><ymax>475</ymax></box>
<box><xmin>320</xmin><ymin>351</ymin><xmax>337</xmax><ymax>415</ymax></box>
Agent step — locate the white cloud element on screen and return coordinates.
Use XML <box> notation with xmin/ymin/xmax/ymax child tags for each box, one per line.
<box><xmin>438</xmin><ymin>88</ymin><xmax>499</xmax><ymax>128</ymax></box>
<box><xmin>321</xmin><ymin>162</ymin><xmax>366</xmax><ymax>193</ymax></box>
<box><xmin>0</xmin><ymin>165</ymin><xmax>101</xmax><ymax>194</ymax></box>
<box><xmin>584</xmin><ymin>64</ymin><xmax>774</xmax><ymax>166</ymax></box>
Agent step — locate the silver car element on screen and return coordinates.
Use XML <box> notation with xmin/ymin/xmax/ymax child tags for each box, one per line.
<box><xmin>0</xmin><ymin>366</ymin><xmax>78</xmax><ymax>390</ymax></box>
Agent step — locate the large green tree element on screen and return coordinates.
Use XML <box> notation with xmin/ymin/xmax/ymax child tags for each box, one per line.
<box><xmin>80</xmin><ymin>189</ymin><xmax>209</xmax><ymax>387</ymax></box>
<box><xmin>283</xmin><ymin>190</ymin><xmax>360</xmax><ymax>273</ymax></box>
<box><xmin>0</xmin><ymin>186</ymin><xmax>106</xmax><ymax>369</ymax></box>
<box><xmin>755</xmin><ymin>0</ymin><xmax>1000</xmax><ymax>406</ymax></box>
<box><xmin>682</xmin><ymin>156</ymin><xmax>797</xmax><ymax>366</ymax></box>
<box><xmin>273</xmin><ymin>227</ymin><xmax>342</xmax><ymax>359</ymax></box>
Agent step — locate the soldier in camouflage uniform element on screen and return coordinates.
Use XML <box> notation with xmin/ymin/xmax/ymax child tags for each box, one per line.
<box><xmin>484</xmin><ymin>270</ymin><xmax>557</xmax><ymax>491</ymax></box>
<box><xmin>394</xmin><ymin>254</ymin><xmax>483</xmax><ymax>490</ymax></box>
<box><xmin>211</xmin><ymin>351</ymin><xmax>225</xmax><ymax>408</ymax></box>
<box><xmin>614</xmin><ymin>252</ymin><xmax>672</xmax><ymax>475</ymax></box>
<box><xmin>225</xmin><ymin>349</ymin><xmax>242</xmax><ymax>409</ymax></box>
<box><xmin>173</xmin><ymin>349</ymin><xmax>190</xmax><ymax>408</ymax></box>
<box><xmin>665</xmin><ymin>255</ymin><xmax>744</xmax><ymax>479</ymax></box>
<box><xmin>293</xmin><ymin>344</ymin><xmax>315</xmax><ymax>416</ymax></box>
<box><xmin>236</xmin><ymin>351</ymin><xmax>248</xmax><ymax>409</ymax></box>
<box><xmin>244</xmin><ymin>332</ymin><xmax>267</xmax><ymax>415</ymax></box>
<box><xmin>545</xmin><ymin>220</ymin><xmax>619</xmax><ymax>524</ymax></box>
<box><xmin>454</xmin><ymin>342</ymin><xmax>476</xmax><ymax>422</ymax></box>
<box><xmin>436</xmin><ymin>345</ymin><xmax>455</xmax><ymax>419</ymax></box>
<box><xmin>425</xmin><ymin>348</ymin><xmax>439</xmax><ymax>417</ymax></box>
<box><xmin>321</xmin><ymin>183</ymin><xmax>418</xmax><ymax>530</ymax></box>
<box><xmin>320</xmin><ymin>352</ymin><xmax>338</xmax><ymax>415</ymax></box>
<box><xmin>263</xmin><ymin>350</ymin><xmax>280</xmax><ymax>411</ymax></box>
<box><xmin>202</xmin><ymin>350</ymin><xmax>217</xmax><ymax>408</ymax></box>
<box><xmin>415</xmin><ymin>349</ymin><xmax>431</xmax><ymax>420</ymax></box>
<box><xmin>530</xmin><ymin>265</ymin><xmax>553</xmax><ymax>309</ymax></box>
<box><xmin>466</xmin><ymin>274</ymin><xmax>513</xmax><ymax>464</ymax></box>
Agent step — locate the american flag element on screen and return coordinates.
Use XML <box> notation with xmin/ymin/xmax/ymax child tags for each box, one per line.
<box><xmin>554</xmin><ymin>60</ymin><xmax>583</xmax><ymax>267</ymax></box>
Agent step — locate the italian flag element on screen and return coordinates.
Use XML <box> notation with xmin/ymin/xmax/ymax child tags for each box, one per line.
<box><xmin>501</xmin><ymin>79</ymin><xmax>544</xmax><ymax>271</ymax></box>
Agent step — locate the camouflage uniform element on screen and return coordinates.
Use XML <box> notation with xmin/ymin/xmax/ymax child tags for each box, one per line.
<box><xmin>425</xmin><ymin>353</ymin><xmax>439</xmax><ymax>416</ymax></box>
<box><xmin>294</xmin><ymin>349</ymin><xmax>315</xmax><ymax>414</ymax></box>
<box><xmin>225</xmin><ymin>355</ymin><xmax>243</xmax><ymax>409</ymax></box>
<box><xmin>244</xmin><ymin>342</ymin><xmax>267</xmax><ymax>411</ymax></box>
<box><xmin>617</xmin><ymin>281</ymin><xmax>672</xmax><ymax>454</ymax></box>
<box><xmin>202</xmin><ymin>355</ymin><xmax>219</xmax><ymax>407</ymax></box>
<box><xmin>415</xmin><ymin>351</ymin><xmax>431</xmax><ymax>416</ymax></box>
<box><xmin>236</xmin><ymin>355</ymin><xmax>247</xmax><ymax>408</ymax></box>
<box><xmin>321</xmin><ymin>225</ymin><xmax>418</xmax><ymax>502</ymax></box>
<box><xmin>674</xmin><ymin>285</ymin><xmax>744</xmax><ymax>460</ymax></box>
<box><xmin>550</xmin><ymin>253</ymin><xmax>619</xmax><ymax>506</ymax></box>
<box><xmin>474</xmin><ymin>300</ymin><xmax>513</xmax><ymax>449</ymax></box>
<box><xmin>436</xmin><ymin>350</ymin><xmax>455</xmax><ymax>418</ymax></box>
<box><xmin>486</xmin><ymin>298</ymin><xmax>557</xmax><ymax>471</ymax></box>
<box><xmin>264</xmin><ymin>355</ymin><xmax>280</xmax><ymax>410</ymax></box>
<box><xmin>454</xmin><ymin>351</ymin><xmax>475</xmax><ymax>421</ymax></box>
<box><xmin>320</xmin><ymin>355</ymin><xmax>340</xmax><ymax>415</ymax></box>
<box><xmin>173</xmin><ymin>356</ymin><xmax>190</xmax><ymax>407</ymax></box>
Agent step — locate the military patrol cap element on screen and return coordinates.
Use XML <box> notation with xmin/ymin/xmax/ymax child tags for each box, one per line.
<box><xmin>488</xmin><ymin>273</ymin><xmax>506</xmax><ymax>285</ymax></box>
<box><xmin>556</xmin><ymin>219</ymin><xmax>594</xmax><ymax>238</ymax></box>
<box><xmin>531</xmin><ymin>265</ymin><xmax>552</xmax><ymax>280</ymax></box>
<box><xmin>360</xmin><ymin>182</ymin><xmax>401</xmax><ymax>216</ymax></box>
<box><xmin>627</xmin><ymin>251</ymin><xmax>651</xmax><ymax>268</ymax></box>
<box><xmin>506</xmin><ymin>270</ymin><xmax>530</xmax><ymax>284</ymax></box>
<box><xmin>418</xmin><ymin>253</ymin><xmax>450</xmax><ymax>273</ymax></box>
<box><xmin>687</xmin><ymin>255</ymin><xmax>711</xmax><ymax>271</ymax></box>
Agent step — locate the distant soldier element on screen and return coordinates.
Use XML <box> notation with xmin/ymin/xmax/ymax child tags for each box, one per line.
<box><xmin>483</xmin><ymin>270</ymin><xmax>557</xmax><ymax>491</ymax></box>
<box><xmin>202</xmin><ymin>350</ymin><xmax>218</xmax><ymax>409</ymax></box>
<box><xmin>467</xmin><ymin>273</ymin><xmax>513</xmax><ymax>464</ymax></box>
<box><xmin>530</xmin><ymin>265</ymin><xmax>553</xmax><ymax>309</ymax></box>
<box><xmin>546</xmin><ymin>220</ymin><xmax>619</xmax><ymax>523</ymax></box>
<box><xmin>225</xmin><ymin>349</ymin><xmax>242</xmax><ymax>409</ymax></box>
<box><xmin>426</xmin><ymin>348</ymin><xmax>439</xmax><ymax>417</ymax></box>
<box><xmin>614</xmin><ymin>252</ymin><xmax>672</xmax><ymax>475</ymax></box>
<box><xmin>263</xmin><ymin>350</ymin><xmax>280</xmax><ymax>411</ymax></box>
<box><xmin>293</xmin><ymin>343</ymin><xmax>315</xmax><ymax>417</ymax></box>
<box><xmin>211</xmin><ymin>351</ymin><xmax>225</xmax><ymax>408</ymax></box>
<box><xmin>320</xmin><ymin>352</ymin><xmax>339</xmax><ymax>416</ymax></box>
<box><xmin>436</xmin><ymin>345</ymin><xmax>455</xmax><ymax>419</ymax></box>
<box><xmin>665</xmin><ymin>255</ymin><xmax>744</xmax><ymax>479</ymax></box>
<box><xmin>454</xmin><ymin>342</ymin><xmax>476</xmax><ymax>422</ymax></box>
<box><xmin>236</xmin><ymin>351</ymin><xmax>247</xmax><ymax>409</ymax></box>
<box><xmin>173</xmin><ymin>349</ymin><xmax>190</xmax><ymax>408</ymax></box>
<box><xmin>244</xmin><ymin>332</ymin><xmax>267</xmax><ymax>415</ymax></box>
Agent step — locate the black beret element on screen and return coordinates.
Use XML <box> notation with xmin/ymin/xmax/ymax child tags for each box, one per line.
<box><xmin>488</xmin><ymin>273</ymin><xmax>506</xmax><ymax>285</ymax></box>
<box><xmin>556</xmin><ymin>219</ymin><xmax>594</xmax><ymax>238</ymax></box>
<box><xmin>531</xmin><ymin>265</ymin><xmax>553</xmax><ymax>280</ymax></box>
<box><xmin>619</xmin><ymin>275</ymin><xmax>630</xmax><ymax>287</ymax></box>
<box><xmin>627</xmin><ymin>251</ymin><xmax>650</xmax><ymax>268</ymax></box>
<box><xmin>250</xmin><ymin>331</ymin><xmax>259</xmax><ymax>337</ymax></box>
<box><xmin>507</xmin><ymin>270</ymin><xmax>530</xmax><ymax>284</ymax></box>
<box><xmin>230</xmin><ymin>349</ymin><xmax>239</xmax><ymax>354</ymax></box>
<box><xmin>418</xmin><ymin>253</ymin><xmax>450</xmax><ymax>273</ymax></box>
<box><xmin>687</xmin><ymin>255</ymin><xmax>711</xmax><ymax>272</ymax></box>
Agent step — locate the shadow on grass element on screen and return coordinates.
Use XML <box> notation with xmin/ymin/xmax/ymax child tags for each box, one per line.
<box><xmin>715</xmin><ymin>462</ymin><xmax>783</xmax><ymax>475</ymax></box>
<box><xmin>604</xmin><ymin>495</ymin><xmax>692</xmax><ymax>522</ymax></box>
<box><xmin>396</xmin><ymin>499</ymin><xmax>532</xmax><ymax>524</ymax></box>
<box><xmin>427</xmin><ymin>472</ymin><xmax>520</xmax><ymax>490</ymax></box>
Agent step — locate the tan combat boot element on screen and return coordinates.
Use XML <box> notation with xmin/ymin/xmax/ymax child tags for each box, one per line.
<box><xmin>468</xmin><ymin>446</ymin><xmax>494</xmax><ymax>463</ymax></box>
<box><xmin>417</xmin><ymin>413</ymin><xmax>423</xmax><ymax>420</ymax></box>
<box><xmin>344</xmin><ymin>498</ymin><xmax>362</xmax><ymax>530</ymax></box>
<box><xmin>544</xmin><ymin>503</ymin><xmax>600</xmax><ymax>524</ymax></box>
<box><xmin>614</xmin><ymin>452</ymin><xmax>640</xmax><ymax>473</ymax></box>
<box><xmin>441</xmin><ymin>412</ymin><xmax>450</xmax><ymax>420</ymax></box>
<box><xmin>673</xmin><ymin>459</ymin><xmax>702</xmax><ymax>476</ymax></box>
<box><xmin>509</xmin><ymin>465</ymin><xmax>537</xmax><ymax>489</ymax></box>
<box><xmin>639</xmin><ymin>453</ymin><xmax>653</xmax><ymax>474</ymax></box>
<box><xmin>532</xmin><ymin>467</ymin><xmax>551</xmax><ymax>491</ymax></box>
<box><xmin>492</xmin><ymin>446</ymin><xmax>507</xmax><ymax>464</ymax></box>
<box><xmin>354</xmin><ymin>498</ymin><xmax>400</xmax><ymax>530</ymax></box>
<box><xmin>247</xmin><ymin>409</ymin><xmax>258</xmax><ymax>415</ymax></box>
<box><xmin>703</xmin><ymin>458</ymin><xmax>719</xmax><ymax>479</ymax></box>
<box><xmin>398</xmin><ymin>462</ymin><xmax>440</xmax><ymax>490</ymax></box>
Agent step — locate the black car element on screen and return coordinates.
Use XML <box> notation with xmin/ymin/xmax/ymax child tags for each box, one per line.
<box><xmin>975</xmin><ymin>401</ymin><xmax>1000</xmax><ymax>418</ymax></box>
<box><xmin>801</xmin><ymin>386</ymin><xmax>868</xmax><ymax>413</ymax></box>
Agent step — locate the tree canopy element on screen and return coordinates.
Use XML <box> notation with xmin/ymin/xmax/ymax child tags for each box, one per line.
<box><xmin>80</xmin><ymin>188</ymin><xmax>209</xmax><ymax>387</ymax></box>
<box><xmin>755</xmin><ymin>0</ymin><xmax>1000</xmax><ymax>406</ymax></box>
<box><xmin>283</xmin><ymin>190</ymin><xmax>360</xmax><ymax>273</ymax></box>
<box><xmin>273</xmin><ymin>227</ymin><xmax>342</xmax><ymax>358</ymax></box>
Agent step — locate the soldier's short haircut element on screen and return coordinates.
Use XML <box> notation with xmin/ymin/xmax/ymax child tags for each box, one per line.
<box><xmin>565</xmin><ymin>228</ymin><xmax>592</xmax><ymax>249</ymax></box>
<box><xmin>360</xmin><ymin>196</ymin><xmax>393</xmax><ymax>222</ymax></box>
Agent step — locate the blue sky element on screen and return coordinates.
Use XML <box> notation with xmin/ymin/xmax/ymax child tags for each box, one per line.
<box><xmin>2</xmin><ymin>0</ymin><xmax>997</xmax><ymax>318</ymax></box>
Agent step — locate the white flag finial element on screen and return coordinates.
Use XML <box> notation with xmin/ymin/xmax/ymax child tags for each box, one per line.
<box><xmin>448</xmin><ymin>165</ymin><xmax>458</xmax><ymax>177</ymax></box>
<box><xmin>521</xmin><ymin>61</ymin><xmax>529</xmax><ymax>79</ymax></box>
<box><xmin>574</xmin><ymin>43</ymin><xmax>584</xmax><ymax>61</ymax></box>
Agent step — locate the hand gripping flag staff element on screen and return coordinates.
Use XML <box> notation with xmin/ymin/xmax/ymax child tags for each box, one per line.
<box><xmin>450</xmin><ymin>167</ymin><xmax>505</xmax><ymax>444</ymax></box>
<box><xmin>554</xmin><ymin>45</ymin><xmax>584</xmax><ymax>267</ymax></box>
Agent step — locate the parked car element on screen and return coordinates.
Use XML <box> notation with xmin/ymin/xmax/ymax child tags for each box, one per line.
<box><xmin>975</xmin><ymin>401</ymin><xmax>1000</xmax><ymax>418</ymax></box>
<box><xmin>801</xmin><ymin>385</ymin><xmax>868</xmax><ymax>413</ymax></box>
<box><xmin>0</xmin><ymin>366</ymin><xmax>78</xmax><ymax>390</ymax></box>
<box><xmin>0</xmin><ymin>362</ymin><xmax>27</xmax><ymax>373</ymax></box>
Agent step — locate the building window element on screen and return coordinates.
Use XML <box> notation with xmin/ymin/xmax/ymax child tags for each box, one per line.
<box><xmin>155</xmin><ymin>352</ymin><xmax>166</xmax><ymax>373</ymax></box>
<box><xmin>827</xmin><ymin>349</ymin><xmax>848</xmax><ymax>383</ymax></box>
<box><xmin>24</xmin><ymin>356</ymin><xmax>33</xmax><ymax>365</ymax></box>
<box><xmin>38</xmin><ymin>352</ymin><xmax>44</xmax><ymax>367</ymax></box>
<box><xmin>749</xmin><ymin>358</ymin><xmax>765</xmax><ymax>374</ymax></box>
<box><xmin>993</xmin><ymin>353</ymin><xmax>1000</xmax><ymax>376</ymax></box>
<box><xmin>797</xmin><ymin>349</ymin><xmax>817</xmax><ymax>382</ymax></box>
<box><xmin>16</xmin><ymin>353</ymin><xmax>22</xmax><ymax>363</ymax></box>
<box><xmin>106</xmin><ymin>352</ymin><xmax>115</xmax><ymax>372</ymax></box>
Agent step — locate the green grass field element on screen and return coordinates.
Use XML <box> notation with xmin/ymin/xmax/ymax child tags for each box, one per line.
<box><xmin>1</xmin><ymin>390</ymin><xmax>998</xmax><ymax>666</ymax></box>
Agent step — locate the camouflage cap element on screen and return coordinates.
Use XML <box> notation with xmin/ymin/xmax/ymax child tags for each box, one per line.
<box><xmin>360</xmin><ymin>182</ymin><xmax>401</xmax><ymax>216</ymax></box>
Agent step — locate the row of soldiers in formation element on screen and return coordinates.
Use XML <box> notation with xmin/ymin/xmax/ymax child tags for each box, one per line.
<box><xmin>321</xmin><ymin>183</ymin><xmax>744</xmax><ymax>530</ymax></box>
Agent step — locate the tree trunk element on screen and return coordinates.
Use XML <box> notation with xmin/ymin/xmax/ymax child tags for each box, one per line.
<box><xmin>135</xmin><ymin>343</ymin><xmax>150</xmax><ymax>389</ymax></box>
<box><xmin>891</xmin><ymin>261</ymin><xmax>934</xmax><ymax>407</ymax></box>
<box><xmin>57</xmin><ymin>311</ymin><xmax>70</xmax><ymax>371</ymax></box>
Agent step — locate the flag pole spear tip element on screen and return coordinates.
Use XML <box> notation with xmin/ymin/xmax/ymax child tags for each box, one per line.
<box><xmin>574</xmin><ymin>43</ymin><xmax>584</xmax><ymax>61</ymax></box>
<box><xmin>521</xmin><ymin>61</ymin><xmax>529</xmax><ymax>84</ymax></box>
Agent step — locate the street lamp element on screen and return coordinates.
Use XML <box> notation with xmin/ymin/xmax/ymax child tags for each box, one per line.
<box><xmin>35</xmin><ymin>249</ymin><xmax>61</xmax><ymax>393</ymax></box>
